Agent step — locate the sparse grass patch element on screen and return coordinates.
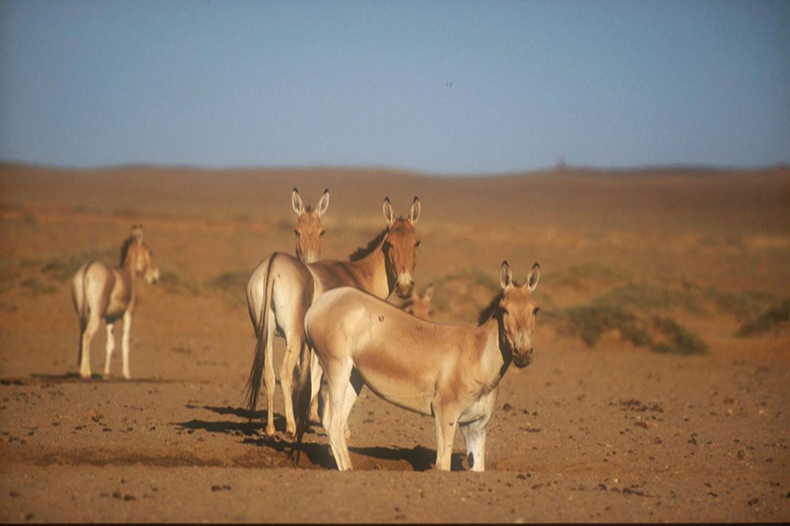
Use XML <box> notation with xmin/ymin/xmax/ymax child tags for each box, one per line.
<box><xmin>704</xmin><ymin>288</ymin><xmax>777</xmax><ymax>321</ymax></box>
<box><xmin>445</xmin><ymin>268</ymin><xmax>500</xmax><ymax>293</ymax></box>
<box><xmin>112</xmin><ymin>207</ymin><xmax>138</xmax><ymax>218</ymax></box>
<box><xmin>735</xmin><ymin>298</ymin><xmax>790</xmax><ymax>338</ymax></box>
<box><xmin>206</xmin><ymin>269</ymin><xmax>251</xmax><ymax>307</ymax></box>
<box><xmin>159</xmin><ymin>269</ymin><xmax>201</xmax><ymax>295</ymax></box>
<box><xmin>39</xmin><ymin>247</ymin><xmax>117</xmax><ymax>281</ymax></box>
<box><xmin>562</xmin><ymin>304</ymin><xmax>651</xmax><ymax>348</ymax></box>
<box><xmin>0</xmin><ymin>258</ymin><xmax>21</xmax><ymax>295</ymax></box>
<box><xmin>414</xmin><ymin>268</ymin><xmax>502</xmax><ymax>323</ymax></box>
<box><xmin>598</xmin><ymin>282</ymin><xmax>705</xmax><ymax>315</ymax></box>
<box><xmin>651</xmin><ymin>316</ymin><xmax>708</xmax><ymax>355</ymax></box>
<box><xmin>566</xmin><ymin>263</ymin><xmax>620</xmax><ymax>281</ymax></box>
<box><xmin>553</xmin><ymin>263</ymin><xmax>624</xmax><ymax>290</ymax></box>
<box><xmin>20</xmin><ymin>277</ymin><xmax>57</xmax><ymax>295</ymax></box>
<box><xmin>551</xmin><ymin>287</ymin><xmax>708</xmax><ymax>355</ymax></box>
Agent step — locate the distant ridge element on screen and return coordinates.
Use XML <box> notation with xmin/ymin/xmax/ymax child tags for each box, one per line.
<box><xmin>0</xmin><ymin>159</ymin><xmax>787</xmax><ymax>179</ymax></box>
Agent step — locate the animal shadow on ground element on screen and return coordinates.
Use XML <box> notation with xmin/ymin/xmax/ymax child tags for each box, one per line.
<box><xmin>177</xmin><ymin>404</ymin><xmax>285</xmax><ymax>436</ymax></box>
<box><xmin>28</xmin><ymin>372</ymin><xmax>197</xmax><ymax>384</ymax></box>
<box><xmin>243</xmin><ymin>437</ymin><xmax>465</xmax><ymax>471</ymax></box>
<box><xmin>177</xmin><ymin>405</ymin><xmax>465</xmax><ymax>471</ymax></box>
<box><xmin>347</xmin><ymin>444</ymin><xmax>466</xmax><ymax>471</ymax></box>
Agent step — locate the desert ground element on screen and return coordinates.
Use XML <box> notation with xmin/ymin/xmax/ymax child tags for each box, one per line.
<box><xmin>0</xmin><ymin>162</ymin><xmax>788</xmax><ymax>522</ymax></box>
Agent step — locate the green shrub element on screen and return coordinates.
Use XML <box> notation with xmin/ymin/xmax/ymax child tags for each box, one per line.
<box><xmin>563</xmin><ymin>304</ymin><xmax>651</xmax><ymax>348</ymax></box>
<box><xmin>736</xmin><ymin>299</ymin><xmax>790</xmax><ymax>337</ymax></box>
<box><xmin>651</xmin><ymin>316</ymin><xmax>708</xmax><ymax>355</ymax></box>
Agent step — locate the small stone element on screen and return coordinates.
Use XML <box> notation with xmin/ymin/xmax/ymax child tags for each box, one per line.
<box><xmin>124</xmin><ymin>495</ymin><xmax>136</xmax><ymax>501</ymax></box>
<box><xmin>503</xmin><ymin>403</ymin><xmax>513</xmax><ymax>411</ymax></box>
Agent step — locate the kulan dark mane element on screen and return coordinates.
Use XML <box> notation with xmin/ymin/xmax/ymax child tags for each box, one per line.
<box><xmin>119</xmin><ymin>236</ymin><xmax>136</xmax><ymax>267</ymax></box>
<box><xmin>348</xmin><ymin>227</ymin><xmax>389</xmax><ymax>262</ymax></box>
<box><xmin>477</xmin><ymin>281</ymin><xmax>522</xmax><ymax>325</ymax></box>
<box><xmin>477</xmin><ymin>291</ymin><xmax>503</xmax><ymax>325</ymax></box>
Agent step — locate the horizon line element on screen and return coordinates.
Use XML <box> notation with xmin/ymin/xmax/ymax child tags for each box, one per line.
<box><xmin>1</xmin><ymin>158</ymin><xmax>788</xmax><ymax>178</ymax></box>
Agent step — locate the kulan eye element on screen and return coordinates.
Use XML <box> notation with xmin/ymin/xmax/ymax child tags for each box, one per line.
<box><xmin>294</xmin><ymin>230</ymin><xmax>300</xmax><ymax>237</ymax></box>
<box><xmin>533</xmin><ymin>307</ymin><xmax>540</xmax><ymax>316</ymax></box>
<box><xmin>320</xmin><ymin>230</ymin><xmax>326</xmax><ymax>237</ymax></box>
<box><xmin>415</xmin><ymin>240</ymin><xmax>421</xmax><ymax>248</ymax></box>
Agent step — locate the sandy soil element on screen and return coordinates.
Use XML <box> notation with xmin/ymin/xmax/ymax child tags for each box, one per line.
<box><xmin>0</xmin><ymin>163</ymin><xmax>788</xmax><ymax>522</ymax></box>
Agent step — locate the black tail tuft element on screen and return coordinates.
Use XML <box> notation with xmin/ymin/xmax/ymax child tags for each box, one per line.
<box><xmin>243</xmin><ymin>254</ymin><xmax>278</xmax><ymax>421</ymax></box>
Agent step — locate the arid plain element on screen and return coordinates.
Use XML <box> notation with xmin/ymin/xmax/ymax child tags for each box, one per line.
<box><xmin>0</xmin><ymin>163</ymin><xmax>788</xmax><ymax>522</ymax></box>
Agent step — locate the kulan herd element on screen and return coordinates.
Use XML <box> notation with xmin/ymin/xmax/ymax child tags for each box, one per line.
<box><xmin>70</xmin><ymin>189</ymin><xmax>541</xmax><ymax>472</ymax></box>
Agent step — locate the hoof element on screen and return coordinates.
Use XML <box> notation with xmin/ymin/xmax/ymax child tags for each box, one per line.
<box><xmin>80</xmin><ymin>372</ymin><xmax>92</xmax><ymax>380</ymax></box>
<box><xmin>285</xmin><ymin>430</ymin><xmax>296</xmax><ymax>441</ymax></box>
<box><xmin>102</xmin><ymin>373</ymin><xmax>110</xmax><ymax>380</ymax></box>
<box><xmin>264</xmin><ymin>427</ymin><xmax>276</xmax><ymax>438</ymax></box>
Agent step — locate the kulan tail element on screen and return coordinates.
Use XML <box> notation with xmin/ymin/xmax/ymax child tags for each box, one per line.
<box><xmin>244</xmin><ymin>253</ymin><xmax>278</xmax><ymax>418</ymax></box>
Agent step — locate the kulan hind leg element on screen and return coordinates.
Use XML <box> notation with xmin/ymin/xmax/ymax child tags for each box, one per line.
<box><xmin>308</xmin><ymin>350</ymin><xmax>323</xmax><ymax>423</ymax></box>
<box><xmin>102</xmin><ymin>322</ymin><xmax>115</xmax><ymax>379</ymax></box>
<box><xmin>79</xmin><ymin>315</ymin><xmax>101</xmax><ymax>379</ymax></box>
<box><xmin>325</xmin><ymin>358</ymin><xmax>354</xmax><ymax>471</ymax></box>
<box><xmin>262</xmin><ymin>312</ymin><xmax>277</xmax><ymax>437</ymax></box>
<box><xmin>121</xmin><ymin>311</ymin><xmax>132</xmax><ymax>380</ymax></box>
<box><xmin>340</xmin><ymin>370</ymin><xmax>364</xmax><ymax>440</ymax></box>
<box><xmin>279</xmin><ymin>331</ymin><xmax>305</xmax><ymax>438</ymax></box>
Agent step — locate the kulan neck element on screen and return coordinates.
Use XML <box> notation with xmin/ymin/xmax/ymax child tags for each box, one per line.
<box><xmin>349</xmin><ymin>237</ymin><xmax>390</xmax><ymax>299</ymax></box>
<box><xmin>474</xmin><ymin>315</ymin><xmax>513</xmax><ymax>390</ymax></box>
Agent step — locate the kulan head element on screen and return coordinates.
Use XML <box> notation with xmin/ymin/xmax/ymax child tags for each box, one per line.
<box><xmin>122</xmin><ymin>224</ymin><xmax>160</xmax><ymax>284</ymax></box>
<box><xmin>292</xmin><ymin>188</ymin><xmax>330</xmax><ymax>264</ymax></box>
<box><xmin>405</xmin><ymin>283</ymin><xmax>434</xmax><ymax>319</ymax></box>
<box><xmin>382</xmin><ymin>196</ymin><xmax>421</xmax><ymax>299</ymax></box>
<box><xmin>497</xmin><ymin>261</ymin><xmax>540</xmax><ymax>368</ymax></box>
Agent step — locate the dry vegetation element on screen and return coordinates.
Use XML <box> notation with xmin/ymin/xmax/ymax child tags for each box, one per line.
<box><xmin>0</xmin><ymin>162</ymin><xmax>788</xmax><ymax>522</ymax></box>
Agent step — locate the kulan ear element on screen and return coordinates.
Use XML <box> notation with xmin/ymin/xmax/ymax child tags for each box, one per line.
<box><xmin>316</xmin><ymin>189</ymin><xmax>330</xmax><ymax>217</ymax></box>
<box><xmin>500</xmin><ymin>261</ymin><xmax>513</xmax><ymax>290</ymax></box>
<box><xmin>423</xmin><ymin>283</ymin><xmax>434</xmax><ymax>301</ymax></box>
<box><xmin>409</xmin><ymin>196</ymin><xmax>421</xmax><ymax>224</ymax></box>
<box><xmin>383</xmin><ymin>197</ymin><xmax>395</xmax><ymax>226</ymax></box>
<box><xmin>292</xmin><ymin>187</ymin><xmax>303</xmax><ymax>215</ymax></box>
<box><xmin>527</xmin><ymin>262</ymin><xmax>540</xmax><ymax>291</ymax></box>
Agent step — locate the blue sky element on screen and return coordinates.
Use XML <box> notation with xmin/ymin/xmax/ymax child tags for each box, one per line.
<box><xmin>0</xmin><ymin>0</ymin><xmax>788</xmax><ymax>174</ymax></box>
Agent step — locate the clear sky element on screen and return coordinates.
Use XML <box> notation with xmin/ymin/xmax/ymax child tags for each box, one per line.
<box><xmin>0</xmin><ymin>0</ymin><xmax>788</xmax><ymax>174</ymax></box>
